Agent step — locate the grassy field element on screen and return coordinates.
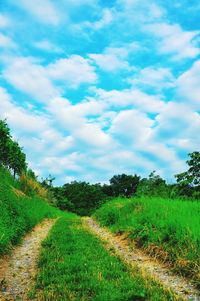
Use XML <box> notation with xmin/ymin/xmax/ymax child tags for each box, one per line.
<box><xmin>94</xmin><ymin>197</ymin><xmax>200</xmax><ymax>284</ymax></box>
<box><xmin>31</xmin><ymin>216</ymin><xmax>178</xmax><ymax>301</ymax></box>
<box><xmin>0</xmin><ymin>167</ymin><xmax>62</xmax><ymax>255</ymax></box>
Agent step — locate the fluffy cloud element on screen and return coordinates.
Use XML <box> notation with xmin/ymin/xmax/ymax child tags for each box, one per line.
<box><xmin>146</xmin><ymin>23</ymin><xmax>200</xmax><ymax>60</ymax></box>
<box><xmin>3</xmin><ymin>57</ymin><xmax>59</xmax><ymax>102</ymax></box>
<box><xmin>16</xmin><ymin>0</ymin><xmax>61</xmax><ymax>25</ymax></box>
<box><xmin>34</xmin><ymin>39</ymin><xmax>62</xmax><ymax>53</ymax></box>
<box><xmin>0</xmin><ymin>33</ymin><xmax>16</xmax><ymax>48</ymax></box>
<box><xmin>74</xmin><ymin>123</ymin><xmax>113</xmax><ymax>148</ymax></box>
<box><xmin>92</xmin><ymin>88</ymin><xmax>165</xmax><ymax>113</ymax></box>
<box><xmin>110</xmin><ymin>109</ymin><xmax>153</xmax><ymax>142</ymax></box>
<box><xmin>0</xmin><ymin>14</ymin><xmax>11</xmax><ymax>28</ymax></box>
<box><xmin>0</xmin><ymin>87</ymin><xmax>75</xmax><ymax>171</ymax></box>
<box><xmin>47</xmin><ymin>55</ymin><xmax>97</xmax><ymax>87</ymax></box>
<box><xmin>154</xmin><ymin>102</ymin><xmax>200</xmax><ymax>151</ymax></box>
<box><xmin>0</xmin><ymin>87</ymin><xmax>48</xmax><ymax>133</ymax></box>
<box><xmin>2</xmin><ymin>55</ymin><xmax>97</xmax><ymax>102</ymax></box>
<box><xmin>83</xmin><ymin>8</ymin><xmax>113</xmax><ymax>30</ymax></box>
<box><xmin>177</xmin><ymin>60</ymin><xmax>200</xmax><ymax>108</ymax></box>
<box><xmin>129</xmin><ymin>67</ymin><xmax>175</xmax><ymax>90</ymax></box>
<box><xmin>88</xmin><ymin>44</ymin><xmax>138</xmax><ymax>72</ymax></box>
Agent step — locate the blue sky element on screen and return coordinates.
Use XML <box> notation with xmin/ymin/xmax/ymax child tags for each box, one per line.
<box><xmin>0</xmin><ymin>0</ymin><xmax>199</xmax><ymax>184</ymax></box>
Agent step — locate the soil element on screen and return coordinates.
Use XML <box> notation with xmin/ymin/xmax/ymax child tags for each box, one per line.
<box><xmin>0</xmin><ymin>219</ymin><xmax>55</xmax><ymax>301</ymax></box>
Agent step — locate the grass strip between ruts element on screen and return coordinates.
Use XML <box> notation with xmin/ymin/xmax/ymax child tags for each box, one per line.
<box><xmin>31</xmin><ymin>216</ymin><xmax>178</xmax><ymax>301</ymax></box>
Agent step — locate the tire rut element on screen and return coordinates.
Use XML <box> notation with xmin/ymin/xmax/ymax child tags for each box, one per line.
<box><xmin>83</xmin><ymin>217</ymin><xmax>200</xmax><ymax>301</ymax></box>
<box><xmin>0</xmin><ymin>219</ymin><xmax>56</xmax><ymax>301</ymax></box>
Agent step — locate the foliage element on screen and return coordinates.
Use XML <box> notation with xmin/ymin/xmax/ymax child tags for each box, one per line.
<box><xmin>32</xmin><ymin>217</ymin><xmax>177</xmax><ymax>301</ymax></box>
<box><xmin>109</xmin><ymin>173</ymin><xmax>140</xmax><ymax>197</ymax></box>
<box><xmin>175</xmin><ymin>152</ymin><xmax>200</xmax><ymax>199</ymax></box>
<box><xmin>136</xmin><ymin>171</ymin><xmax>170</xmax><ymax>198</ymax></box>
<box><xmin>175</xmin><ymin>152</ymin><xmax>200</xmax><ymax>186</ymax></box>
<box><xmin>53</xmin><ymin>181</ymin><xmax>106</xmax><ymax>216</ymax></box>
<box><xmin>0</xmin><ymin>119</ymin><xmax>27</xmax><ymax>177</ymax></box>
<box><xmin>94</xmin><ymin>197</ymin><xmax>200</xmax><ymax>284</ymax></box>
<box><xmin>0</xmin><ymin>166</ymin><xmax>62</xmax><ymax>255</ymax></box>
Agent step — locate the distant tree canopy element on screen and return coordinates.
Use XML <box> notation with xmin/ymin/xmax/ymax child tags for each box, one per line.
<box><xmin>109</xmin><ymin>174</ymin><xmax>140</xmax><ymax>197</ymax></box>
<box><xmin>136</xmin><ymin>171</ymin><xmax>169</xmax><ymax>198</ymax></box>
<box><xmin>0</xmin><ymin>119</ymin><xmax>27</xmax><ymax>177</ymax></box>
<box><xmin>53</xmin><ymin>181</ymin><xmax>106</xmax><ymax>216</ymax></box>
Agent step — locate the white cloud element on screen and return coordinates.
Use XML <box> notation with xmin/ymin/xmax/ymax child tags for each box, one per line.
<box><xmin>17</xmin><ymin>0</ymin><xmax>61</xmax><ymax>25</ymax></box>
<box><xmin>0</xmin><ymin>33</ymin><xmax>16</xmax><ymax>48</ymax></box>
<box><xmin>40</xmin><ymin>153</ymin><xmax>83</xmax><ymax>175</ymax></box>
<box><xmin>146</xmin><ymin>23</ymin><xmax>200</xmax><ymax>60</ymax></box>
<box><xmin>88</xmin><ymin>43</ymin><xmax>139</xmax><ymax>72</ymax></box>
<box><xmin>177</xmin><ymin>60</ymin><xmax>200</xmax><ymax>108</ymax></box>
<box><xmin>47</xmin><ymin>55</ymin><xmax>97</xmax><ymax>87</ymax></box>
<box><xmin>74</xmin><ymin>123</ymin><xmax>113</xmax><ymax>148</ymax></box>
<box><xmin>47</xmin><ymin>97</ymin><xmax>112</xmax><ymax>148</ymax></box>
<box><xmin>0</xmin><ymin>14</ymin><xmax>11</xmax><ymax>28</ymax></box>
<box><xmin>93</xmin><ymin>8</ymin><xmax>113</xmax><ymax>29</ymax></box>
<box><xmin>2</xmin><ymin>55</ymin><xmax>97</xmax><ymax>101</ymax></box>
<box><xmin>117</xmin><ymin>0</ymin><xmax>164</xmax><ymax>23</ymax></box>
<box><xmin>154</xmin><ymin>102</ymin><xmax>200</xmax><ymax>151</ymax></box>
<box><xmin>0</xmin><ymin>87</ymin><xmax>48</xmax><ymax>133</ymax></box>
<box><xmin>83</xmin><ymin>8</ymin><xmax>113</xmax><ymax>30</ymax></box>
<box><xmin>92</xmin><ymin>88</ymin><xmax>165</xmax><ymax>113</ymax></box>
<box><xmin>34</xmin><ymin>40</ymin><xmax>62</xmax><ymax>53</ymax></box>
<box><xmin>3</xmin><ymin>57</ymin><xmax>59</xmax><ymax>102</ymax></box>
<box><xmin>129</xmin><ymin>67</ymin><xmax>175</xmax><ymax>90</ymax></box>
<box><xmin>89</xmin><ymin>53</ymin><xmax>129</xmax><ymax>72</ymax></box>
<box><xmin>110</xmin><ymin>109</ymin><xmax>153</xmax><ymax>143</ymax></box>
<box><xmin>0</xmin><ymin>87</ymin><xmax>77</xmax><ymax>178</ymax></box>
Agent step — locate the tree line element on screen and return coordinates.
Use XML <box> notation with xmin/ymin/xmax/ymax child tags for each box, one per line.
<box><xmin>1</xmin><ymin>119</ymin><xmax>199</xmax><ymax>216</ymax></box>
<box><xmin>0</xmin><ymin>120</ymin><xmax>27</xmax><ymax>177</ymax></box>
<box><xmin>50</xmin><ymin>152</ymin><xmax>200</xmax><ymax>216</ymax></box>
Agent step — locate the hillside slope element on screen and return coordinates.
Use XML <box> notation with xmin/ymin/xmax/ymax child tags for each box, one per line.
<box><xmin>94</xmin><ymin>197</ymin><xmax>200</xmax><ymax>284</ymax></box>
<box><xmin>0</xmin><ymin>167</ymin><xmax>61</xmax><ymax>255</ymax></box>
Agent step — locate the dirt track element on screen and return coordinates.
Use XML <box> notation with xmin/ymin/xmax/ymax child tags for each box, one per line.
<box><xmin>84</xmin><ymin>217</ymin><xmax>200</xmax><ymax>301</ymax></box>
<box><xmin>0</xmin><ymin>219</ymin><xmax>55</xmax><ymax>301</ymax></box>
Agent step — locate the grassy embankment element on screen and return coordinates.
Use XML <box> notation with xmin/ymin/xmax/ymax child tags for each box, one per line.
<box><xmin>94</xmin><ymin>197</ymin><xmax>200</xmax><ymax>285</ymax></box>
<box><xmin>31</xmin><ymin>216</ymin><xmax>178</xmax><ymax>301</ymax></box>
<box><xmin>0</xmin><ymin>167</ymin><xmax>62</xmax><ymax>255</ymax></box>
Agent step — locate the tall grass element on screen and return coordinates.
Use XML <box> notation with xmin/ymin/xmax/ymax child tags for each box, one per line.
<box><xmin>94</xmin><ymin>197</ymin><xmax>200</xmax><ymax>283</ymax></box>
<box><xmin>31</xmin><ymin>216</ymin><xmax>177</xmax><ymax>301</ymax></box>
<box><xmin>0</xmin><ymin>166</ymin><xmax>62</xmax><ymax>255</ymax></box>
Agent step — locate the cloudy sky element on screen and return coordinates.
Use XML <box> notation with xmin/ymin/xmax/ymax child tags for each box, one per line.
<box><xmin>0</xmin><ymin>0</ymin><xmax>200</xmax><ymax>184</ymax></box>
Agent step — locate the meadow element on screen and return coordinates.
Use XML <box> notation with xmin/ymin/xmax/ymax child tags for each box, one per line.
<box><xmin>0</xmin><ymin>167</ymin><xmax>62</xmax><ymax>255</ymax></box>
<box><xmin>31</xmin><ymin>216</ymin><xmax>177</xmax><ymax>301</ymax></box>
<box><xmin>94</xmin><ymin>197</ymin><xmax>200</xmax><ymax>284</ymax></box>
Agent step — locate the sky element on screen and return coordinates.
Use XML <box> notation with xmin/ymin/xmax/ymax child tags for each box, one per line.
<box><xmin>0</xmin><ymin>0</ymin><xmax>200</xmax><ymax>185</ymax></box>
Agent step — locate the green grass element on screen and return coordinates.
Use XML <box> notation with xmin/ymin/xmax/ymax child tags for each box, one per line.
<box><xmin>32</xmin><ymin>216</ymin><xmax>178</xmax><ymax>301</ymax></box>
<box><xmin>0</xmin><ymin>167</ymin><xmax>62</xmax><ymax>255</ymax></box>
<box><xmin>94</xmin><ymin>197</ymin><xmax>200</xmax><ymax>284</ymax></box>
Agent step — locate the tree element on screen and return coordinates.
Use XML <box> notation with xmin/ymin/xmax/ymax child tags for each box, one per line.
<box><xmin>109</xmin><ymin>174</ymin><xmax>140</xmax><ymax>197</ymax></box>
<box><xmin>136</xmin><ymin>171</ymin><xmax>168</xmax><ymax>197</ymax></box>
<box><xmin>175</xmin><ymin>152</ymin><xmax>200</xmax><ymax>186</ymax></box>
<box><xmin>175</xmin><ymin>152</ymin><xmax>200</xmax><ymax>199</ymax></box>
<box><xmin>8</xmin><ymin>141</ymin><xmax>27</xmax><ymax>177</ymax></box>
<box><xmin>61</xmin><ymin>181</ymin><xmax>106</xmax><ymax>216</ymax></box>
<box><xmin>0</xmin><ymin>119</ymin><xmax>11</xmax><ymax>166</ymax></box>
